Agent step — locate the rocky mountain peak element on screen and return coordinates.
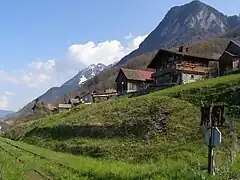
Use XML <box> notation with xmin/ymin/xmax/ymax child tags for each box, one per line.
<box><xmin>115</xmin><ymin>0</ymin><xmax>240</xmax><ymax>67</ymax></box>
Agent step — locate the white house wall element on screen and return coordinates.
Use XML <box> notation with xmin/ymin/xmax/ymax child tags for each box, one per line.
<box><xmin>182</xmin><ymin>73</ymin><xmax>204</xmax><ymax>84</ymax></box>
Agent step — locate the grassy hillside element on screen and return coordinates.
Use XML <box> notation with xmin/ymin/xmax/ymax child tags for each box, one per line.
<box><xmin>3</xmin><ymin>74</ymin><xmax>240</xmax><ymax>179</ymax></box>
<box><xmin>7</xmin><ymin>96</ymin><xmax>202</xmax><ymax>162</ymax></box>
<box><xmin>150</xmin><ymin>74</ymin><xmax>240</xmax><ymax>114</ymax></box>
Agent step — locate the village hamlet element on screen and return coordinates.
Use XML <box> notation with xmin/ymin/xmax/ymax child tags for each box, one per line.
<box><xmin>33</xmin><ymin>40</ymin><xmax>240</xmax><ymax>112</ymax></box>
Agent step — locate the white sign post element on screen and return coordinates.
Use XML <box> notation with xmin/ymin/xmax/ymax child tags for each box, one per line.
<box><xmin>201</xmin><ymin>103</ymin><xmax>223</xmax><ymax>175</ymax></box>
<box><xmin>204</xmin><ymin>126</ymin><xmax>222</xmax><ymax>175</ymax></box>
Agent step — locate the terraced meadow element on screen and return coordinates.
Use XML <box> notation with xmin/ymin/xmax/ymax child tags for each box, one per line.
<box><xmin>2</xmin><ymin>73</ymin><xmax>240</xmax><ymax>179</ymax></box>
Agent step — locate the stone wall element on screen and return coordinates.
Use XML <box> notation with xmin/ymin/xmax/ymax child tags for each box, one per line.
<box><xmin>182</xmin><ymin>73</ymin><xmax>204</xmax><ymax>84</ymax></box>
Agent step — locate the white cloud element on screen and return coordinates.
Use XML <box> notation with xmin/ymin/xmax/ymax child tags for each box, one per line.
<box><xmin>0</xmin><ymin>96</ymin><xmax>8</xmax><ymax>109</ymax></box>
<box><xmin>0</xmin><ymin>91</ymin><xmax>16</xmax><ymax>109</ymax></box>
<box><xmin>4</xmin><ymin>91</ymin><xmax>16</xmax><ymax>96</ymax></box>
<box><xmin>0</xmin><ymin>70</ymin><xmax>19</xmax><ymax>84</ymax></box>
<box><xmin>68</xmin><ymin>40</ymin><xmax>126</xmax><ymax>66</ymax></box>
<box><xmin>68</xmin><ymin>34</ymin><xmax>148</xmax><ymax>67</ymax></box>
<box><xmin>124</xmin><ymin>32</ymin><xmax>134</xmax><ymax>40</ymax></box>
<box><xmin>0</xmin><ymin>33</ymin><xmax>148</xmax><ymax>110</ymax></box>
<box><xmin>28</xmin><ymin>59</ymin><xmax>56</xmax><ymax>73</ymax></box>
<box><xmin>131</xmin><ymin>34</ymin><xmax>148</xmax><ymax>49</ymax></box>
<box><xmin>0</xmin><ymin>60</ymin><xmax>63</xmax><ymax>90</ymax></box>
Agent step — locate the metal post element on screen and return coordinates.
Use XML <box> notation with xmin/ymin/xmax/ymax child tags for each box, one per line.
<box><xmin>208</xmin><ymin>104</ymin><xmax>214</xmax><ymax>175</ymax></box>
<box><xmin>208</xmin><ymin>127</ymin><xmax>214</xmax><ymax>174</ymax></box>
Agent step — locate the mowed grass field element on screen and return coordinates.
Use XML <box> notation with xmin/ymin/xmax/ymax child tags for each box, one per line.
<box><xmin>0</xmin><ymin>137</ymin><xmax>220</xmax><ymax>180</ymax></box>
<box><xmin>3</xmin><ymin>74</ymin><xmax>240</xmax><ymax>179</ymax></box>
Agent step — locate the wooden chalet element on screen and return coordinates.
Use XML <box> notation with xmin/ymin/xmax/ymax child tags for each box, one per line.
<box><xmin>58</xmin><ymin>104</ymin><xmax>72</xmax><ymax>112</ymax></box>
<box><xmin>219</xmin><ymin>40</ymin><xmax>240</xmax><ymax>76</ymax></box>
<box><xmin>79</xmin><ymin>92</ymin><xmax>94</xmax><ymax>104</ymax></box>
<box><xmin>147</xmin><ymin>46</ymin><xmax>219</xmax><ymax>85</ymax></box>
<box><xmin>68</xmin><ymin>98</ymin><xmax>80</xmax><ymax>106</ymax></box>
<box><xmin>115</xmin><ymin>68</ymin><xmax>154</xmax><ymax>94</ymax></box>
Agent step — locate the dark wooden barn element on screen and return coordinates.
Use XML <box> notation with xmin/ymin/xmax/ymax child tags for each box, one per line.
<box><xmin>115</xmin><ymin>68</ymin><xmax>154</xmax><ymax>94</ymax></box>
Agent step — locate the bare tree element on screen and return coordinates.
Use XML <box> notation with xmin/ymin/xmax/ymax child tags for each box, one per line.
<box><xmin>226</xmin><ymin>115</ymin><xmax>238</xmax><ymax>165</ymax></box>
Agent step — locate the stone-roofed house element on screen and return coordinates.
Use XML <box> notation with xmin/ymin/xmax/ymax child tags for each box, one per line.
<box><xmin>219</xmin><ymin>40</ymin><xmax>240</xmax><ymax>76</ymax></box>
<box><xmin>147</xmin><ymin>46</ymin><xmax>219</xmax><ymax>85</ymax></box>
<box><xmin>115</xmin><ymin>68</ymin><xmax>154</xmax><ymax>94</ymax></box>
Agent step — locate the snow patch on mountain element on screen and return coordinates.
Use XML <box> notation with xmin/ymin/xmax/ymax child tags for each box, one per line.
<box><xmin>79</xmin><ymin>75</ymin><xmax>87</xmax><ymax>85</ymax></box>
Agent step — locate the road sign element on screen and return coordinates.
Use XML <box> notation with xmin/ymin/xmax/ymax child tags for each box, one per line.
<box><xmin>204</xmin><ymin>127</ymin><xmax>221</xmax><ymax>147</ymax></box>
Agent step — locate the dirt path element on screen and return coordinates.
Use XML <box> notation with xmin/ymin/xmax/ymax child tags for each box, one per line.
<box><xmin>27</xmin><ymin>171</ymin><xmax>44</xmax><ymax>180</ymax></box>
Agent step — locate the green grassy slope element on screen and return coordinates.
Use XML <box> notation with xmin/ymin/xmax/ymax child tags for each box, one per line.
<box><xmin>7</xmin><ymin>96</ymin><xmax>202</xmax><ymax>162</ymax></box>
<box><xmin>1</xmin><ymin>137</ymin><xmax>213</xmax><ymax>180</ymax></box>
<box><xmin>3</xmin><ymin>73</ymin><xmax>240</xmax><ymax>178</ymax></box>
<box><xmin>150</xmin><ymin>74</ymin><xmax>240</xmax><ymax>114</ymax></box>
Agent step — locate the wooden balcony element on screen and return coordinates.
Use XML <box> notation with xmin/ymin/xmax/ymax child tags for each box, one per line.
<box><xmin>176</xmin><ymin>63</ymin><xmax>213</xmax><ymax>74</ymax></box>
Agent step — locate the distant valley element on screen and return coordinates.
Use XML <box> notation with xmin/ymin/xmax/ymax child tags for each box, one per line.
<box><xmin>0</xmin><ymin>110</ymin><xmax>14</xmax><ymax>119</ymax></box>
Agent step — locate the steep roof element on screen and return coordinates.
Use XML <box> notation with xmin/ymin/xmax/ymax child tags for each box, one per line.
<box><xmin>69</xmin><ymin>98</ymin><xmax>80</xmax><ymax>104</ymax></box>
<box><xmin>224</xmin><ymin>40</ymin><xmax>240</xmax><ymax>56</ymax></box>
<box><xmin>224</xmin><ymin>51</ymin><xmax>240</xmax><ymax>58</ymax></box>
<box><xmin>219</xmin><ymin>40</ymin><xmax>240</xmax><ymax>62</ymax></box>
<box><xmin>117</xmin><ymin>68</ymin><xmax>153</xmax><ymax>81</ymax></box>
<box><xmin>137</xmin><ymin>70</ymin><xmax>153</xmax><ymax>81</ymax></box>
<box><xmin>148</xmin><ymin>48</ymin><xmax>218</xmax><ymax>68</ymax></box>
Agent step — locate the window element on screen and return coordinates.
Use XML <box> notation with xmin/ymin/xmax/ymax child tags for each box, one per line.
<box><xmin>233</xmin><ymin>59</ymin><xmax>240</xmax><ymax>69</ymax></box>
<box><xmin>128</xmin><ymin>82</ymin><xmax>137</xmax><ymax>90</ymax></box>
<box><xmin>168</xmin><ymin>56</ymin><xmax>174</xmax><ymax>62</ymax></box>
<box><xmin>191</xmin><ymin>75</ymin><xmax>194</xmax><ymax>79</ymax></box>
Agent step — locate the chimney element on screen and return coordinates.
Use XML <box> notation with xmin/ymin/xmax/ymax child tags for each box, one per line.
<box><xmin>179</xmin><ymin>46</ymin><xmax>189</xmax><ymax>53</ymax></box>
<box><xmin>179</xmin><ymin>46</ymin><xmax>184</xmax><ymax>52</ymax></box>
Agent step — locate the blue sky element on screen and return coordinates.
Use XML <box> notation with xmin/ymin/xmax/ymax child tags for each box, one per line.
<box><xmin>0</xmin><ymin>0</ymin><xmax>239</xmax><ymax>111</ymax></box>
